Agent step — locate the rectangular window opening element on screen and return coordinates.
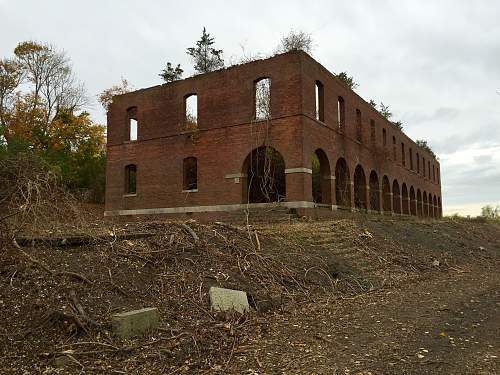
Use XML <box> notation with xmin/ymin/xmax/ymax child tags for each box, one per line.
<box><xmin>183</xmin><ymin>157</ymin><xmax>198</xmax><ymax>190</ymax></box>
<box><xmin>185</xmin><ymin>94</ymin><xmax>198</xmax><ymax>129</ymax></box>
<box><xmin>255</xmin><ymin>78</ymin><xmax>271</xmax><ymax>120</ymax></box>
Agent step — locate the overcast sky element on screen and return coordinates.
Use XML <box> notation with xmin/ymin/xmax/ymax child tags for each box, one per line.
<box><xmin>1</xmin><ymin>0</ymin><xmax>499</xmax><ymax>216</ymax></box>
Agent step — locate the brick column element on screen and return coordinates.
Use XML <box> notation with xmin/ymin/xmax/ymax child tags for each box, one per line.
<box><xmin>386</xmin><ymin>192</ymin><xmax>393</xmax><ymax>215</ymax></box>
<box><xmin>349</xmin><ymin>181</ymin><xmax>355</xmax><ymax>211</ymax></box>
<box><xmin>328</xmin><ymin>175</ymin><xmax>336</xmax><ymax>208</ymax></box>
<box><xmin>378</xmin><ymin>187</ymin><xmax>384</xmax><ymax>213</ymax></box>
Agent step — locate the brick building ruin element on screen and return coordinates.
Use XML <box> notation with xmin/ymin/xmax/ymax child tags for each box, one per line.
<box><xmin>104</xmin><ymin>51</ymin><xmax>442</xmax><ymax>220</ymax></box>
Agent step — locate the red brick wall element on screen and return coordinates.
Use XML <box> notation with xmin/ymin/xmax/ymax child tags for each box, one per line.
<box><xmin>105</xmin><ymin>51</ymin><xmax>442</xmax><ymax>217</ymax></box>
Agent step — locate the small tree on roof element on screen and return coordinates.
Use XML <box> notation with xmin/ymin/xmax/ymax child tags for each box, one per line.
<box><xmin>276</xmin><ymin>30</ymin><xmax>314</xmax><ymax>55</ymax></box>
<box><xmin>159</xmin><ymin>62</ymin><xmax>183</xmax><ymax>83</ymax></box>
<box><xmin>187</xmin><ymin>27</ymin><xmax>224</xmax><ymax>74</ymax></box>
<box><xmin>336</xmin><ymin>72</ymin><xmax>358</xmax><ymax>90</ymax></box>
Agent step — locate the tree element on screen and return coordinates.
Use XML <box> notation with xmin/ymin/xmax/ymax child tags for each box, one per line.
<box><xmin>159</xmin><ymin>62</ymin><xmax>183</xmax><ymax>83</ymax></box>
<box><xmin>1</xmin><ymin>41</ymin><xmax>106</xmax><ymax>201</ymax></box>
<box><xmin>276</xmin><ymin>30</ymin><xmax>314</xmax><ymax>55</ymax></box>
<box><xmin>379</xmin><ymin>102</ymin><xmax>392</xmax><ymax>119</ymax></box>
<box><xmin>335</xmin><ymin>72</ymin><xmax>358</xmax><ymax>90</ymax></box>
<box><xmin>98</xmin><ymin>78</ymin><xmax>131</xmax><ymax>112</ymax></box>
<box><xmin>392</xmin><ymin>121</ymin><xmax>404</xmax><ymax>130</ymax></box>
<box><xmin>13</xmin><ymin>41</ymin><xmax>87</xmax><ymax>128</ymax></box>
<box><xmin>415</xmin><ymin>139</ymin><xmax>436</xmax><ymax>158</ymax></box>
<box><xmin>0</xmin><ymin>59</ymin><xmax>23</xmax><ymax>129</ymax></box>
<box><xmin>481</xmin><ymin>204</ymin><xmax>499</xmax><ymax>219</ymax></box>
<box><xmin>187</xmin><ymin>27</ymin><xmax>224</xmax><ymax>74</ymax></box>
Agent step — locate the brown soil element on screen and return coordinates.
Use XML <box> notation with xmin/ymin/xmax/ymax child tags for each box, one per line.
<box><xmin>1</xmin><ymin>213</ymin><xmax>499</xmax><ymax>374</ymax></box>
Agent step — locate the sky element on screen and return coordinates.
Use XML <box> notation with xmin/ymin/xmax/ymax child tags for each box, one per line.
<box><xmin>1</xmin><ymin>0</ymin><xmax>499</xmax><ymax>216</ymax></box>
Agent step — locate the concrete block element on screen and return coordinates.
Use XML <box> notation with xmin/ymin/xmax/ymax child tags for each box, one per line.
<box><xmin>112</xmin><ymin>307</ymin><xmax>159</xmax><ymax>338</ymax></box>
<box><xmin>209</xmin><ymin>287</ymin><xmax>250</xmax><ymax>314</ymax></box>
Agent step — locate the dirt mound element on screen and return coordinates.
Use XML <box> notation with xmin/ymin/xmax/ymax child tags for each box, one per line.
<box><xmin>1</xmin><ymin>215</ymin><xmax>499</xmax><ymax>374</ymax></box>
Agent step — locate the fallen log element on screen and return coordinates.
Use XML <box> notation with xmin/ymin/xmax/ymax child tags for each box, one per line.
<box><xmin>15</xmin><ymin>232</ymin><xmax>155</xmax><ymax>248</ymax></box>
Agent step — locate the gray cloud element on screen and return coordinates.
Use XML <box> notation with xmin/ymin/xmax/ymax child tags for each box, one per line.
<box><xmin>0</xmin><ymin>0</ymin><xmax>499</xmax><ymax>215</ymax></box>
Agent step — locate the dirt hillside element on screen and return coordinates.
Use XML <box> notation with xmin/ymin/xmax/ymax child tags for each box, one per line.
<box><xmin>1</xmin><ymin>213</ymin><xmax>499</xmax><ymax>374</ymax></box>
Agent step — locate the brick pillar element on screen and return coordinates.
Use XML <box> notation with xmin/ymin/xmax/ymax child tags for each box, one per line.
<box><xmin>378</xmin><ymin>187</ymin><xmax>383</xmax><ymax>213</ymax></box>
<box><xmin>387</xmin><ymin>192</ymin><xmax>393</xmax><ymax>215</ymax></box>
<box><xmin>403</xmin><ymin>196</ymin><xmax>410</xmax><ymax>215</ymax></box>
<box><xmin>330</xmin><ymin>175</ymin><xmax>336</xmax><ymax>208</ymax></box>
<box><xmin>349</xmin><ymin>181</ymin><xmax>355</xmax><ymax>211</ymax></box>
<box><xmin>365</xmin><ymin>184</ymin><xmax>370</xmax><ymax>211</ymax></box>
<box><xmin>411</xmin><ymin>199</ymin><xmax>418</xmax><ymax>216</ymax></box>
<box><xmin>284</xmin><ymin>170</ymin><xmax>309</xmax><ymax>203</ymax></box>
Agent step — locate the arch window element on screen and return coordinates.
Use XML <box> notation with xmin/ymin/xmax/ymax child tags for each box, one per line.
<box><xmin>315</xmin><ymin>81</ymin><xmax>324</xmax><ymax>122</ymax></box>
<box><xmin>184</xmin><ymin>94</ymin><xmax>198</xmax><ymax>129</ymax></box>
<box><xmin>354</xmin><ymin>165</ymin><xmax>367</xmax><ymax>209</ymax></box>
<box><xmin>369</xmin><ymin>171</ymin><xmax>380</xmax><ymax>211</ymax></box>
<box><xmin>370</xmin><ymin>120</ymin><xmax>376</xmax><ymax>146</ymax></box>
<box><xmin>254</xmin><ymin>78</ymin><xmax>271</xmax><ymax>120</ymax></box>
<box><xmin>335</xmin><ymin>158</ymin><xmax>351</xmax><ymax>206</ymax></box>
<box><xmin>183</xmin><ymin>157</ymin><xmax>198</xmax><ymax>191</ymax></box>
<box><xmin>243</xmin><ymin>146</ymin><xmax>285</xmax><ymax>203</ymax></box>
<box><xmin>127</xmin><ymin>107</ymin><xmax>138</xmax><ymax>141</ymax></box>
<box><xmin>311</xmin><ymin>149</ymin><xmax>332</xmax><ymax>204</ymax></box>
<box><xmin>356</xmin><ymin>109</ymin><xmax>362</xmax><ymax>142</ymax></box>
<box><xmin>337</xmin><ymin>96</ymin><xmax>346</xmax><ymax>131</ymax></box>
<box><xmin>125</xmin><ymin>164</ymin><xmax>137</xmax><ymax>194</ymax></box>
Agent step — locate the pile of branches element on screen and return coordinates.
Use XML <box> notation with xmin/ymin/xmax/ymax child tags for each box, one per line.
<box><xmin>0</xmin><ymin>153</ymin><xmax>80</xmax><ymax>239</ymax></box>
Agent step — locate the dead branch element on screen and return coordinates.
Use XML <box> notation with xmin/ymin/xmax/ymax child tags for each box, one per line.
<box><xmin>180</xmin><ymin>223</ymin><xmax>199</xmax><ymax>243</ymax></box>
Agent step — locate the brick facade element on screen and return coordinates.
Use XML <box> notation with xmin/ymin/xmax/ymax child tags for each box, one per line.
<box><xmin>105</xmin><ymin>51</ymin><xmax>442</xmax><ymax>220</ymax></box>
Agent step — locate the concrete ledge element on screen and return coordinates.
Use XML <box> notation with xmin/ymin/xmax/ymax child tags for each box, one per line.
<box><xmin>104</xmin><ymin>201</ymin><xmax>316</xmax><ymax>217</ymax></box>
<box><xmin>285</xmin><ymin>167</ymin><xmax>312</xmax><ymax>174</ymax></box>
<box><xmin>224</xmin><ymin>173</ymin><xmax>247</xmax><ymax>179</ymax></box>
<box><xmin>112</xmin><ymin>307</ymin><xmax>159</xmax><ymax>338</ymax></box>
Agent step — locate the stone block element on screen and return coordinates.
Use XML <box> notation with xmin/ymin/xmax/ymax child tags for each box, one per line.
<box><xmin>112</xmin><ymin>307</ymin><xmax>159</xmax><ymax>338</ymax></box>
<box><xmin>209</xmin><ymin>287</ymin><xmax>250</xmax><ymax>314</ymax></box>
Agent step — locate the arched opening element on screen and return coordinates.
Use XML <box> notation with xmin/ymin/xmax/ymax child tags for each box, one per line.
<box><xmin>315</xmin><ymin>81</ymin><xmax>324</xmax><ymax>122</ymax></box>
<box><xmin>337</xmin><ymin>96</ymin><xmax>345</xmax><ymax>132</ymax></box>
<box><xmin>429</xmin><ymin>192</ymin><xmax>433</xmax><ymax>218</ymax></box>
<box><xmin>410</xmin><ymin>186</ymin><xmax>416</xmax><ymax>216</ymax></box>
<box><xmin>254</xmin><ymin>77</ymin><xmax>271</xmax><ymax>120</ymax></box>
<box><xmin>183</xmin><ymin>157</ymin><xmax>198</xmax><ymax>190</ymax></box>
<box><xmin>423</xmin><ymin>191</ymin><xmax>428</xmax><ymax>217</ymax></box>
<box><xmin>417</xmin><ymin>189</ymin><xmax>423</xmax><ymax>217</ymax></box>
<box><xmin>353</xmin><ymin>165</ymin><xmax>367</xmax><ymax>209</ymax></box>
<box><xmin>382</xmin><ymin>175</ymin><xmax>391</xmax><ymax>212</ymax></box>
<box><xmin>242</xmin><ymin>146</ymin><xmax>285</xmax><ymax>203</ymax></box>
<box><xmin>401</xmin><ymin>183</ymin><xmax>409</xmax><ymax>215</ymax></box>
<box><xmin>127</xmin><ymin>107</ymin><xmax>138</xmax><ymax>141</ymax></box>
<box><xmin>369</xmin><ymin>171</ymin><xmax>380</xmax><ymax>211</ymax></box>
<box><xmin>392</xmin><ymin>180</ymin><xmax>401</xmax><ymax>214</ymax></box>
<box><xmin>311</xmin><ymin>149</ymin><xmax>331</xmax><ymax>204</ymax></box>
<box><xmin>184</xmin><ymin>94</ymin><xmax>198</xmax><ymax>129</ymax></box>
<box><xmin>417</xmin><ymin>153</ymin><xmax>420</xmax><ymax>174</ymax></box>
<box><xmin>125</xmin><ymin>164</ymin><xmax>137</xmax><ymax>194</ymax></box>
<box><xmin>335</xmin><ymin>158</ymin><xmax>350</xmax><ymax>207</ymax></box>
<box><xmin>438</xmin><ymin>197</ymin><xmax>442</xmax><ymax>218</ymax></box>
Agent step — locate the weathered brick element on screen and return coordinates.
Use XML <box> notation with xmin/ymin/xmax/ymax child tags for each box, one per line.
<box><xmin>105</xmin><ymin>51</ymin><xmax>442</xmax><ymax>220</ymax></box>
